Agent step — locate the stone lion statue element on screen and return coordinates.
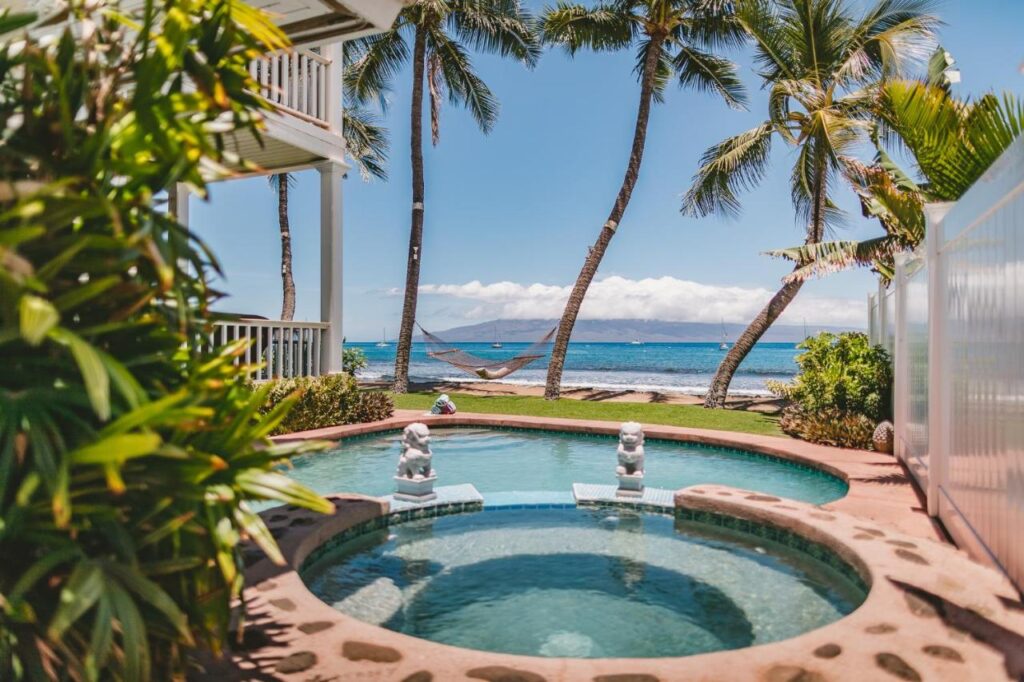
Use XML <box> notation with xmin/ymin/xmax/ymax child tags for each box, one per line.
<box><xmin>396</xmin><ymin>423</ymin><xmax>433</xmax><ymax>479</ymax></box>
<box><xmin>616</xmin><ymin>421</ymin><xmax>645</xmax><ymax>476</ymax></box>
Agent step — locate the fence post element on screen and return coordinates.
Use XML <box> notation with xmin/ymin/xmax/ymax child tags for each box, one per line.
<box><xmin>924</xmin><ymin>203</ymin><xmax>954</xmax><ymax>517</ymax></box>
<box><xmin>877</xmin><ymin>279</ymin><xmax>888</xmax><ymax>349</ymax></box>
<box><xmin>892</xmin><ymin>253</ymin><xmax>908</xmax><ymax>461</ymax></box>
<box><xmin>867</xmin><ymin>293</ymin><xmax>876</xmax><ymax>344</ymax></box>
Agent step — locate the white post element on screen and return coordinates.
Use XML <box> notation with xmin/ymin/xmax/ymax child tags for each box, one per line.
<box><xmin>323</xmin><ymin>42</ymin><xmax>344</xmax><ymax>136</ymax></box>
<box><xmin>892</xmin><ymin>253</ymin><xmax>909</xmax><ymax>461</ymax></box>
<box><xmin>318</xmin><ymin>161</ymin><xmax>344</xmax><ymax>374</ymax></box>
<box><xmin>169</xmin><ymin>183</ymin><xmax>189</xmax><ymax>227</ymax></box>
<box><xmin>925</xmin><ymin>203</ymin><xmax>954</xmax><ymax>516</ymax></box>
<box><xmin>867</xmin><ymin>293</ymin><xmax>876</xmax><ymax>344</ymax></box>
<box><xmin>877</xmin><ymin>278</ymin><xmax>889</xmax><ymax>350</ymax></box>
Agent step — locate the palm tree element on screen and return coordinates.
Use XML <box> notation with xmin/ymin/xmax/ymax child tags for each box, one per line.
<box><xmin>345</xmin><ymin>1</ymin><xmax>540</xmax><ymax>393</ymax></box>
<box><xmin>770</xmin><ymin>65</ymin><xmax>1024</xmax><ymax>282</ymax></box>
<box><xmin>541</xmin><ymin>0</ymin><xmax>748</xmax><ymax>400</ymax></box>
<box><xmin>267</xmin><ymin>172</ymin><xmax>297</xmax><ymax>320</ymax></box>
<box><xmin>682</xmin><ymin>0</ymin><xmax>938</xmax><ymax>408</ymax></box>
<box><xmin>266</xmin><ymin>108</ymin><xmax>389</xmax><ymax>322</ymax></box>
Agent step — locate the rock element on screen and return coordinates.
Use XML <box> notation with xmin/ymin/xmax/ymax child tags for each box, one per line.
<box><xmin>873</xmin><ymin>421</ymin><xmax>894</xmax><ymax>454</ymax></box>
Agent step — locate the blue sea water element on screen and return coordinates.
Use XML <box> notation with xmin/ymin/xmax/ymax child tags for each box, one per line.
<box><xmin>352</xmin><ymin>341</ymin><xmax>801</xmax><ymax>396</ymax></box>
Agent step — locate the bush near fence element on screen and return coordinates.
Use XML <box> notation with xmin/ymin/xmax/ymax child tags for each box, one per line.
<box><xmin>769</xmin><ymin>332</ymin><xmax>893</xmax><ymax>449</ymax></box>
<box><xmin>255</xmin><ymin>373</ymin><xmax>394</xmax><ymax>434</ymax></box>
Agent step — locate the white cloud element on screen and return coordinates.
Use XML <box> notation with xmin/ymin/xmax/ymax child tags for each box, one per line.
<box><xmin>415</xmin><ymin>275</ymin><xmax>865</xmax><ymax>326</ymax></box>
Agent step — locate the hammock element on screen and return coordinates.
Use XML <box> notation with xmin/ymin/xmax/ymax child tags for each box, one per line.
<box><xmin>419</xmin><ymin>324</ymin><xmax>556</xmax><ymax>380</ymax></box>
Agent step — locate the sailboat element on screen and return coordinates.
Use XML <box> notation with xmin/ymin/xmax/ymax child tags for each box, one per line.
<box><xmin>719</xmin><ymin>320</ymin><xmax>729</xmax><ymax>351</ymax></box>
<box><xmin>375</xmin><ymin>328</ymin><xmax>389</xmax><ymax>348</ymax></box>
<box><xmin>490</xmin><ymin>323</ymin><xmax>503</xmax><ymax>349</ymax></box>
<box><xmin>797</xmin><ymin>318</ymin><xmax>808</xmax><ymax>348</ymax></box>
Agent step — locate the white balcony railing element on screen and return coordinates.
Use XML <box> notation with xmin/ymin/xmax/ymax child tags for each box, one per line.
<box><xmin>250</xmin><ymin>48</ymin><xmax>332</xmax><ymax>129</ymax></box>
<box><xmin>212</xmin><ymin>319</ymin><xmax>329</xmax><ymax>380</ymax></box>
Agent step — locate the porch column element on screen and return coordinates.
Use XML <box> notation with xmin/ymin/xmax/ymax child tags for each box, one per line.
<box><xmin>318</xmin><ymin>161</ymin><xmax>344</xmax><ymax>373</ymax></box>
<box><xmin>168</xmin><ymin>183</ymin><xmax>189</xmax><ymax>226</ymax></box>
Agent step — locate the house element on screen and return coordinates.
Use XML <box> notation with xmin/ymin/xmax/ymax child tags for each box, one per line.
<box><xmin>18</xmin><ymin>0</ymin><xmax>408</xmax><ymax>378</ymax></box>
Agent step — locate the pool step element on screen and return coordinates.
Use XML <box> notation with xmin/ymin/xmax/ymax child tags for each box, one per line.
<box><xmin>572</xmin><ymin>483</ymin><xmax>675</xmax><ymax>511</ymax></box>
<box><xmin>384</xmin><ymin>483</ymin><xmax>483</xmax><ymax>513</ymax></box>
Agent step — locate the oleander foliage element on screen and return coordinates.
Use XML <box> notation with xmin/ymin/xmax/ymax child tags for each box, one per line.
<box><xmin>256</xmin><ymin>374</ymin><xmax>394</xmax><ymax>435</ymax></box>
<box><xmin>769</xmin><ymin>332</ymin><xmax>892</xmax><ymax>449</ymax></box>
<box><xmin>0</xmin><ymin>3</ymin><xmax>332</xmax><ymax>680</ymax></box>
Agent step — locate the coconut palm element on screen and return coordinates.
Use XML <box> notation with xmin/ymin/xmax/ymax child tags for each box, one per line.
<box><xmin>771</xmin><ymin>65</ymin><xmax>1024</xmax><ymax>282</ymax></box>
<box><xmin>266</xmin><ymin>108</ymin><xmax>389</xmax><ymax>322</ymax></box>
<box><xmin>541</xmin><ymin>0</ymin><xmax>748</xmax><ymax>400</ymax></box>
<box><xmin>682</xmin><ymin>0</ymin><xmax>938</xmax><ymax>408</ymax></box>
<box><xmin>267</xmin><ymin>172</ymin><xmax>297</xmax><ymax>320</ymax></box>
<box><xmin>345</xmin><ymin>0</ymin><xmax>540</xmax><ymax>393</ymax></box>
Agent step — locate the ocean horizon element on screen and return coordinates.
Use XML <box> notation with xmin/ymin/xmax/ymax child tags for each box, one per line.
<box><xmin>352</xmin><ymin>341</ymin><xmax>804</xmax><ymax>397</ymax></box>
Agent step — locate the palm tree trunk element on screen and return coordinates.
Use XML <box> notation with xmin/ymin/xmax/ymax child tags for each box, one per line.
<box><xmin>543</xmin><ymin>35</ymin><xmax>665</xmax><ymax>400</ymax></box>
<box><xmin>704</xmin><ymin>149</ymin><xmax>828</xmax><ymax>408</ymax></box>
<box><xmin>277</xmin><ymin>173</ymin><xmax>295</xmax><ymax>321</ymax></box>
<box><xmin>393</xmin><ymin>26</ymin><xmax>427</xmax><ymax>394</ymax></box>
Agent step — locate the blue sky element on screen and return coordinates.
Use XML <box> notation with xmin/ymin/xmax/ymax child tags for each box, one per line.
<box><xmin>191</xmin><ymin>0</ymin><xmax>1024</xmax><ymax>341</ymax></box>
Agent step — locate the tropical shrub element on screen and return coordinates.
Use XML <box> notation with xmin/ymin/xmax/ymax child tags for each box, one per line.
<box><xmin>779</xmin><ymin>406</ymin><xmax>877</xmax><ymax>449</ymax></box>
<box><xmin>342</xmin><ymin>346</ymin><xmax>368</xmax><ymax>375</ymax></box>
<box><xmin>0</xmin><ymin>3</ymin><xmax>331</xmax><ymax>680</ymax></box>
<box><xmin>771</xmin><ymin>332</ymin><xmax>893</xmax><ymax>448</ymax></box>
<box><xmin>257</xmin><ymin>374</ymin><xmax>394</xmax><ymax>434</ymax></box>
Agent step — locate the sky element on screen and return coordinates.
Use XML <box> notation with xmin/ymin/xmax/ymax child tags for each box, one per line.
<box><xmin>190</xmin><ymin>0</ymin><xmax>1024</xmax><ymax>341</ymax></box>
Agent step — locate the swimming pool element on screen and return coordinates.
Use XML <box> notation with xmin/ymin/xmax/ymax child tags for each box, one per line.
<box><xmin>282</xmin><ymin>427</ymin><xmax>847</xmax><ymax>505</ymax></box>
<box><xmin>302</xmin><ymin>507</ymin><xmax>866</xmax><ymax>658</ymax></box>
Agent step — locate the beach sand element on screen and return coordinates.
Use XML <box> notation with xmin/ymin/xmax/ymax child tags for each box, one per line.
<box><xmin>359</xmin><ymin>380</ymin><xmax>786</xmax><ymax>415</ymax></box>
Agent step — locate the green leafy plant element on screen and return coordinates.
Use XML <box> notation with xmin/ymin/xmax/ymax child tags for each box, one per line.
<box><xmin>256</xmin><ymin>374</ymin><xmax>394</xmax><ymax>434</ymax></box>
<box><xmin>771</xmin><ymin>332</ymin><xmax>892</xmax><ymax>448</ymax></box>
<box><xmin>342</xmin><ymin>346</ymin><xmax>369</xmax><ymax>376</ymax></box>
<box><xmin>0</xmin><ymin>3</ymin><xmax>332</xmax><ymax>679</ymax></box>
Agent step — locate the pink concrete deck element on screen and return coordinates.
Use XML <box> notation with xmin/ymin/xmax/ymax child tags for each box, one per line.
<box><xmin>195</xmin><ymin>412</ymin><xmax>1024</xmax><ymax>681</ymax></box>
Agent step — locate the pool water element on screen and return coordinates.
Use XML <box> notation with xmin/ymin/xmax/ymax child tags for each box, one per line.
<box><xmin>302</xmin><ymin>508</ymin><xmax>866</xmax><ymax>658</ymax></box>
<box><xmin>284</xmin><ymin>427</ymin><xmax>847</xmax><ymax>505</ymax></box>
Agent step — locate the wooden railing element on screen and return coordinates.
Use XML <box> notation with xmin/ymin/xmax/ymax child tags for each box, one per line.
<box><xmin>250</xmin><ymin>48</ymin><xmax>332</xmax><ymax>129</ymax></box>
<box><xmin>211</xmin><ymin>320</ymin><xmax>329</xmax><ymax>380</ymax></box>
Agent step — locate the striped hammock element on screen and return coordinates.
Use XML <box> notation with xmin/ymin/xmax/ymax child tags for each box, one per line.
<box><xmin>418</xmin><ymin>324</ymin><xmax>556</xmax><ymax>380</ymax></box>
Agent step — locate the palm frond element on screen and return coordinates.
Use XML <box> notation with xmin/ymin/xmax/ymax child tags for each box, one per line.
<box><xmin>540</xmin><ymin>2</ymin><xmax>634</xmax><ymax>55</ymax></box>
<box><xmin>671</xmin><ymin>43</ymin><xmax>747</xmax><ymax>110</ymax></box>
<box><xmin>682</xmin><ymin>122</ymin><xmax>775</xmax><ymax>218</ymax></box>
<box><xmin>767</xmin><ymin>236</ymin><xmax>899</xmax><ymax>282</ymax></box>
<box><xmin>343</xmin><ymin>29</ymin><xmax>410</xmax><ymax>104</ymax></box>
<box><xmin>449</xmin><ymin>0</ymin><xmax>541</xmax><ymax>66</ymax></box>
<box><xmin>343</xmin><ymin>107</ymin><xmax>389</xmax><ymax>181</ymax></box>
<box><xmin>838</xmin><ymin>0</ymin><xmax>940</xmax><ymax>84</ymax></box>
<box><xmin>427</xmin><ymin>28</ymin><xmax>499</xmax><ymax>133</ymax></box>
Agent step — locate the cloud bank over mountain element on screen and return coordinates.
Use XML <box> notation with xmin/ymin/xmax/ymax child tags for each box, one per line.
<box><xmin>405</xmin><ymin>275</ymin><xmax>865</xmax><ymax>326</ymax></box>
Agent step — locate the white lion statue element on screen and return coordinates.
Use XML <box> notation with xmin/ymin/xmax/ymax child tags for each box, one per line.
<box><xmin>616</xmin><ymin>422</ymin><xmax>645</xmax><ymax>476</ymax></box>
<box><xmin>396</xmin><ymin>423</ymin><xmax>433</xmax><ymax>479</ymax></box>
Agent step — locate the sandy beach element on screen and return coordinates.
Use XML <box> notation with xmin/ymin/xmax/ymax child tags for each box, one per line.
<box><xmin>359</xmin><ymin>379</ymin><xmax>786</xmax><ymax>415</ymax></box>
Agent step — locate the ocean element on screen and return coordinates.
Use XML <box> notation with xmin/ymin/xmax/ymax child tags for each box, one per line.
<box><xmin>352</xmin><ymin>341</ymin><xmax>802</xmax><ymax>396</ymax></box>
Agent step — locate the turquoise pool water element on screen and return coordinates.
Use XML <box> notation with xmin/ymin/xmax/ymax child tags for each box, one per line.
<box><xmin>302</xmin><ymin>508</ymin><xmax>866</xmax><ymax>658</ymax></box>
<box><xmin>283</xmin><ymin>427</ymin><xmax>847</xmax><ymax>505</ymax></box>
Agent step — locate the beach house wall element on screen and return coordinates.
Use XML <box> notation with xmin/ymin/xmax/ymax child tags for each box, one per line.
<box><xmin>15</xmin><ymin>0</ymin><xmax>407</xmax><ymax>377</ymax></box>
<box><xmin>881</xmin><ymin>136</ymin><xmax>1024</xmax><ymax>592</ymax></box>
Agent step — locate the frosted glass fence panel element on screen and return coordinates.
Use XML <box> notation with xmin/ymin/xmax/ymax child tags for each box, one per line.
<box><xmin>880</xmin><ymin>137</ymin><xmax>1024</xmax><ymax>591</ymax></box>
<box><xmin>902</xmin><ymin>258</ymin><xmax>929</xmax><ymax>483</ymax></box>
<box><xmin>938</xmin><ymin>137</ymin><xmax>1024</xmax><ymax>589</ymax></box>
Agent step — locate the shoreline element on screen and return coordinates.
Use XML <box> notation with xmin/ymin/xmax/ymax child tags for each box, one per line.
<box><xmin>358</xmin><ymin>379</ymin><xmax>786</xmax><ymax>414</ymax></box>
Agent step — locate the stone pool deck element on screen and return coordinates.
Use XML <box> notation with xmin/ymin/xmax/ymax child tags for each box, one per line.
<box><xmin>192</xmin><ymin>412</ymin><xmax>1024</xmax><ymax>681</ymax></box>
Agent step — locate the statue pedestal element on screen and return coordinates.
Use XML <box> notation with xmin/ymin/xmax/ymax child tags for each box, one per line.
<box><xmin>394</xmin><ymin>474</ymin><xmax>437</xmax><ymax>503</ymax></box>
<box><xmin>616</xmin><ymin>473</ymin><xmax>644</xmax><ymax>498</ymax></box>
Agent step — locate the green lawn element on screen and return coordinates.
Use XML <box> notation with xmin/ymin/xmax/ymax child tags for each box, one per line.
<box><xmin>389</xmin><ymin>392</ymin><xmax>784</xmax><ymax>437</ymax></box>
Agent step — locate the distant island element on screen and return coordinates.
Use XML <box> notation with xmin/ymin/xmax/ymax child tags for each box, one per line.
<box><xmin>409</xmin><ymin>319</ymin><xmax>860</xmax><ymax>344</ymax></box>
